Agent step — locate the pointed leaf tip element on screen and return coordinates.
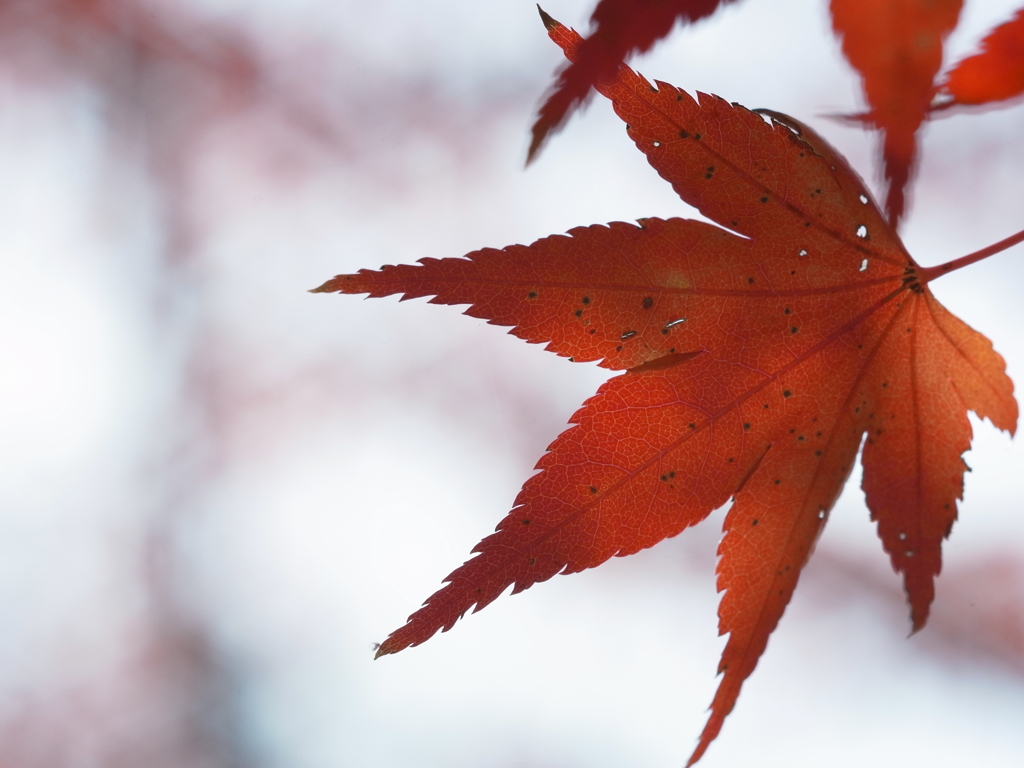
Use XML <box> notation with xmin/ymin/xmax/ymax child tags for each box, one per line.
<box><xmin>536</xmin><ymin>5</ymin><xmax>559</xmax><ymax>31</ymax></box>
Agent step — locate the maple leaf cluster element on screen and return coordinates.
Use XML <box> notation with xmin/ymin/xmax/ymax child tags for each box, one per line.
<box><xmin>531</xmin><ymin>0</ymin><xmax>1024</xmax><ymax>228</ymax></box>
<box><xmin>316</xmin><ymin>2</ymin><xmax>1024</xmax><ymax>765</ymax></box>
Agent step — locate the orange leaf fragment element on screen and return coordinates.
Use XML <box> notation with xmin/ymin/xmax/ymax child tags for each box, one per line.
<box><xmin>829</xmin><ymin>0</ymin><xmax>963</xmax><ymax>227</ymax></box>
<box><xmin>941</xmin><ymin>6</ymin><xmax>1024</xmax><ymax>107</ymax></box>
<box><xmin>315</xmin><ymin>14</ymin><xmax>1018</xmax><ymax>765</ymax></box>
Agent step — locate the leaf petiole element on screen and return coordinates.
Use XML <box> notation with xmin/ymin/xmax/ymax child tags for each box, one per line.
<box><xmin>920</xmin><ymin>226</ymin><xmax>1024</xmax><ymax>283</ymax></box>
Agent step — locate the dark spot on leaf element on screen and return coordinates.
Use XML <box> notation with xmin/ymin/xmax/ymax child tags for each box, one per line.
<box><xmin>748</xmin><ymin>277</ymin><xmax>755</xmax><ymax>284</ymax></box>
<box><xmin>815</xmin><ymin>450</ymin><xmax>822</xmax><ymax>456</ymax></box>
<box><xmin>522</xmin><ymin>519</ymin><xmax>531</xmax><ymax>525</ymax></box>
<box><xmin>528</xmin><ymin>291</ymin><xmax>538</xmax><ymax>299</ymax></box>
<box><xmin>589</xmin><ymin>328</ymin><xmax>596</xmax><ymax>334</ymax></box>
<box><xmin>679</xmin><ymin>129</ymin><xmax>689</xmax><ymax>138</ymax></box>
<box><xmin>582</xmin><ymin>296</ymin><xmax>591</xmax><ymax>304</ymax></box>
<box><xmin>689</xmin><ymin>423</ymin><xmax>696</xmax><ymax>429</ymax></box>
<box><xmin>752</xmin><ymin>519</ymin><xmax>759</xmax><ymax>526</ymax></box>
<box><xmin>783</xmin><ymin>390</ymin><xmax>792</xmax><ymax>398</ymax></box>
<box><xmin>589</xmin><ymin>486</ymin><xmax>597</xmax><ymax>494</ymax></box>
<box><xmin>529</xmin><ymin>557</ymin><xmax>536</xmax><ymax>565</ymax></box>
<box><xmin>785</xmin><ymin>308</ymin><xmax>791</xmax><ymax>314</ymax></box>
<box><xmin>774</xmin><ymin>479</ymin><xmax>780</xmax><ymax>485</ymax></box>
<box><xmin>790</xmin><ymin>327</ymin><xmax>798</xmax><ymax>334</ymax></box>
<box><xmin>743</xmin><ymin>423</ymin><xmax>751</xmax><ymax>430</ymax></box>
<box><xmin>694</xmin><ymin>133</ymin><xmax>702</xmax><ymax>140</ymax></box>
<box><xmin>642</xmin><ymin>296</ymin><xmax>654</xmax><ymax>310</ymax></box>
<box><xmin>760</xmin><ymin>196</ymin><xmax>769</xmax><ymax>203</ymax></box>
<box><xmin>575</xmin><ymin>309</ymin><xmax>583</xmax><ymax>317</ymax></box>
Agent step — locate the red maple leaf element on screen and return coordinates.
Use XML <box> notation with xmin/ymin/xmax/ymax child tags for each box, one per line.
<box><xmin>938</xmin><ymin>5</ymin><xmax>1024</xmax><ymax>108</ymax></box>
<box><xmin>315</xmin><ymin>13</ymin><xmax>1023</xmax><ymax>765</ymax></box>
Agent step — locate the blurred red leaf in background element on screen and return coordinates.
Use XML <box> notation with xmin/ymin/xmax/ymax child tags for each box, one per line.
<box><xmin>528</xmin><ymin>0</ymin><xmax>739</xmax><ymax>162</ymax></box>
<box><xmin>940</xmin><ymin>6</ymin><xmax>1024</xmax><ymax>107</ymax></box>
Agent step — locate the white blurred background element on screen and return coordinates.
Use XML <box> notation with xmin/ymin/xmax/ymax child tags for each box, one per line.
<box><xmin>0</xmin><ymin>0</ymin><xmax>1022</xmax><ymax>765</ymax></box>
